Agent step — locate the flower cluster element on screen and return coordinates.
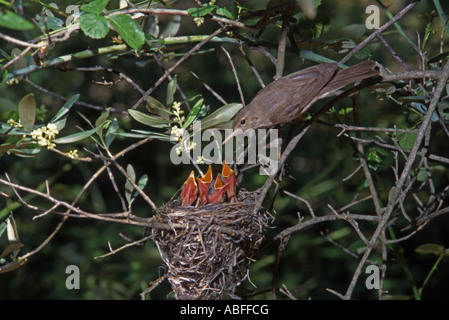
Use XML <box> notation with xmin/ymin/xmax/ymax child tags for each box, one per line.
<box><xmin>172</xmin><ymin>101</ymin><xmax>184</xmax><ymax>125</ymax></box>
<box><xmin>30</xmin><ymin>123</ymin><xmax>59</xmax><ymax>150</ymax></box>
<box><xmin>7</xmin><ymin>119</ymin><xmax>23</xmax><ymax>128</ymax></box>
<box><xmin>175</xmin><ymin>139</ymin><xmax>196</xmax><ymax>156</ymax></box>
<box><xmin>66</xmin><ymin>149</ymin><xmax>78</xmax><ymax>159</ymax></box>
<box><xmin>194</xmin><ymin>17</ymin><xmax>204</xmax><ymax>27</ymax></box>
<box><xmin>170</xmin><ymin>101</ymin><xmax>197</xmax><ymax>155</ymax></box>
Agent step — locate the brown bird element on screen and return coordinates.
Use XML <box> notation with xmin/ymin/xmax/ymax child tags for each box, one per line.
<box><xmin>229</xmin><ymin>61</ymin><xmax>380</xmax><ymax>134</ymax></box>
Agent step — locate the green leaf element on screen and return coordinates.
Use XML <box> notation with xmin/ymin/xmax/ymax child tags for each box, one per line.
<box><xmin>188</xmin><ymin>5</ymin><xmax>217</xmax><ymax>17</ymax></box>
<box><xmin>95</xmin><ymin>108</ymin><xmax>110</xmax><ymax>140</ymax></box>
<box><xmin>146</xmin><ymin>96</ymin><xmax>171</xmax><ymax>120</ymax></box>
<box><xmin>105</xmin><ymin>118</ymin><xmax>118</xmax><ymax>148</ymax></box>
<box><xmin>51</xmin><ymin>95</ymin><xmax>80</xmax><ymax>130</ymax></box>
<box><xmin>125</xmin><ymin>164</ymin><xmax>136</xmax><ymax>205</ymax></box>
<box><xmin>417</xmin><ymin>165</ymin><xmax>446</xmax><ymax>182</ymax></box>
<box><xmin>81</xmin><ymin>0</ymin><xmax>109</xmax><ymax>15</ymax></box>
<box><xmin>109</xmin><ymin>14</ymin><xmax>145</xmax><ymax>50</ymax></box>
<box><xmin>113</xmin><ymin>130</ymin><xmax>171</xmax><ymax>141</ymax></box>
<box><xmin>53</xmin><ymin>126</ymin><xmax>99</xmax><ymax>144</ymax></box>
<box><xmin>0</xmin><ymin>10</ymin><xmax>35</xmax><ymax>30</ymax></box>
<box><xmin>166</xmin><ymin>76</ymin><xmax>177</xmax><ymax>107</ymax></box>
<box><xmin>80</xmin><ymin>13</ymin><xmax>109</xmax><ymax>39</ymax></box>
<box><xmin>216</xmin><ymin>7</ymin><xmax>235</xmax><ymax>19</ymax></box>
<box><xmin>399</xmin><ymin>132</ymin><xmax>417</xmax><ymax>151</ymax></box>
<box><xmin>200</xmin><ymin>103</ymin><xmax>243</xmax><ymax>130</ymax></box>
<box><xmin>183</xmin><ymin>98</ymin><xmax>203</xmax><ymax>129</ymax></box>
<box><xmin>415</xmin><ymin>244</ymin><xmax>445</xmax><ymax>256</ymax></box>
<box><xmin>128</xmin><ymin>109</ymin><xmax>171</xmax><ymax>128</ymax></box>
<box><xmin>18</xmin><ymin>93</ymin><xmax>36</xmax><ymax>132</ymax></box>
<box><xmin>353</xmin><ymin>47</ymin><xmax>371</xmax><ymax>60</ymax></box>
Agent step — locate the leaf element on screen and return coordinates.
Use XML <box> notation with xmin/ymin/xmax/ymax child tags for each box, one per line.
<box><xmin>216</xmin><ymin>7</ymin><xmax>235</xmax><ymax>19</ymax></box>
<box><xmin>125</xmin><ymin>164</ymin><xmax>136</xmax><ymax>205</ymax></box>
<box><xmin>200</xmin><ymin>103</ymin><xmax>243</xmax><ymax>130</ymax></box>
<box><xmin>398</xmin><ymin>133</ymin><xmax>416</xmax><ymax>151</ymax></box>
<box><xmin>146</xmin><ymin>96</ymin><xmax>171</xmax><ymax>120</ymax></box>
<box><xmin>0</xmin><ymin>10</ymin><xmax>35</xmax><ymax>30</ymax></box>
<box><xmin>188</xmin><ymin>5</ymin><xmax>217</xmax><ymax>17</ymax></box>
<box><xmin>417</xmin><ymin>165</ymin><xmax>446</xmax><ymax>182</ymax></box>
<box><xmin>128</xmin><ymin>109</ymin><xmax>171</xmax><ymax>128</ymax></box>
<box><xmin>415</xmin><ymin>244</ymin><xmax>445</xmax><ymax>256</ymax></box>
<box><xmin>438</xmin><ymin>101</ymin><xmax>449</xmax><ymax>121</ymax></box>
<box><xmin>81</xmin><ymin>0</ymin><xmax>109</xmax><ymax>15</ymax></box>
<box><xmin>166</xmin><ymin>76</ymin><xmax>177</xmax><ymax>107</ymax></box>
<box><xmin>6</xmin><ymin>215</ymin><xmax>20</xmax><ymax>244</ymax></box>
<box><xmin>80</xmin><ymin>13</ymin><xmax>109</xmax><ymax>39</ymax></box>
<box><xmin>0</xmin><ymin>259</ymin><xmax>27</xmax><ymax>273</ymax></box>
<box><xmin>0</xmin><ymin>243</ymin><xmax>23</xmax><ymax>260</ymax></box>
<box><xmin>109</xmin><ymin>14</ymin><xmax>145</xmax><ymax>50</ymax></box>
<box><xmin>18</xmin><ymin>93</ymin><xmax>36</xmax><ymax>132</ymax></box>
<box><xmin>114</xmin><ymin>130</ymin><xmax>171</xmax><ymax>141</ymax></box>
<box><xmin>95</xmin><ymin>108</ymin><xmax>110</xmax><ymax>139</ymax></box>
<box><xmin>137</xmin><ymin>174</ymin><xmax>148</xmax><ymax>192</ymax></box>
<box><xmin>51</xmin><ymin>94</ymin><xmax>80</xmax><ymax>130</ymax></box>
<box><xmin>105</xmin><ymin>118</ymin><xmax>119</xmax><ymax>148</ymax></box>
<box><xmin>183</xmin><ymin>98</ymin><xmax>203</xmax><ymax>129</ymax></box>
<box><xmin>53</xmin><ymin>126</ymin><xmax>100</xmax><ymax>144</ymax></box>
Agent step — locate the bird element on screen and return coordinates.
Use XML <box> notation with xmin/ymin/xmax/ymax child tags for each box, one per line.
<box><xmin>180</xmin><ymin>170</ymin><xmax>198</xmax><ymax>207</ymax></box>
<box><xmin>207</xmin><ymin>173</ymin><xmax>229</xmax><ymax>204</ymax></box>
<box><xmin>221</xmin><ymin>161</ymin><xmax>237</xmax><ymax>203</ymax></box>
<box><xmin>195</xmin><ymin>165</ymin><xmax>213</xmax><ymax>206</ymax></box>
<box><xmin>229</xmin><ymin>61</ymin><xmax>380</xmax><ymax>134</ymax></box>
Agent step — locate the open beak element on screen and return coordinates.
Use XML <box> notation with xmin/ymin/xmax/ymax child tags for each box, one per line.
<box><xmin>195</xmin><ymin>165</ymin><xmax>213</xmax><ymax>206</ymax></box>
<box><xmin>180</xmin><ymin>170</ymin><xmax>198</xmax><ymax>207</ymax></box>
<box><xmin>207</xmin><ymin>173</ymin><xmax>228</xmax><ymax>204</ymax></box>
<box><xmin>221</xmin><ymin>160</ymin><xmax>237</xmax><ymax>203</ymax></box>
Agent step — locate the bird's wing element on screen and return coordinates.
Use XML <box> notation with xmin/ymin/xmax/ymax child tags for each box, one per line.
<box><xmin>268</xmin><ymin>63</ymin><xmax>338</xmax><ymax>124</ymax></box>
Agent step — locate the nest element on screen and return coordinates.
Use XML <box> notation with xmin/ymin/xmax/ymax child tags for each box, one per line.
<box><xmin>152</xmin><ymin>189</ymin><xmax>269</xmax><ymax>300</ymax></box>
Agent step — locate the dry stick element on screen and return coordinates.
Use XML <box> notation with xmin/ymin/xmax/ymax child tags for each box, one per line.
<box><xmin>340</xmin><ymin>59</ymin><xmax>449</xmax><ymax>300</ymax></box>
<box><xmin>352</xmin><ymin>91</ymin><xmax>383</xmax><ymax>216</ymax></box>
<box><xmin>25</xmin><ymin>78</ymin><xmax>127</xmax><ymax>114</ymax></box>
<box><xmin>130</xmin><ymin>26</ymin><xmax>226</xmax><ymax>110</ymax></box>
<box><xmin>190</xmin><ymin>71</ymin><xmax>228</xmax><ymax>105</ymax></box>
<box><xmin>221</xmin><ymin>46</ymin><xmax>245</xmax><ymax>106</ymax></box>
<box><xmin>236</xmin><ymin>44</ymin><xmax>266</xmax><ymax>89</ymax></box>
<box><xmin>152</xmin><ymin>53</ymin><xmax>191</xmax><ymax>111</ymax></box>
<box><xmin>275</xmin><ymin>13</ymin><xmax>290</xmax><ymax>79</ymax></box>
<box><xmin>340</xmin><ymin>0</ymin><xmax>420</xmax><ymax>65</ymax></box>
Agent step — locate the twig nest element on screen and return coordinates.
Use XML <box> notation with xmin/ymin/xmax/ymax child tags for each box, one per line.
<box><xmin>152</xmin><ymin>189</ymin><xmax>269</xmax><ymax>300</ymax></box>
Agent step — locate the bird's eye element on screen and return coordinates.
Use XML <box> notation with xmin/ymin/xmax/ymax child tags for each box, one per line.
<box><xmin>240</xmin><ymin>119</ymin><xmax>246</xmax><ymax>125</ymax></box>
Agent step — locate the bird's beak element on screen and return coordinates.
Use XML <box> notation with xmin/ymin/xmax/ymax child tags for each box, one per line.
<box><xmin>222</xmin><ymin>128</ymin><xmax>243</xmax><ymax>145</ymax></box>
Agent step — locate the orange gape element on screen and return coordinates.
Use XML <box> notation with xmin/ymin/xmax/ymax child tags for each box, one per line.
<box><xmin>179</xmin><ymin>162</ymin><xmax>238</xmax><ymax>207</ymax></box>
<box><xmin>195</xmin><ymin>165</ymin><xmax>213</xmax><ymax>206</ymax></box>
<box><xmin>180</xmin><ymin>170</ymin><xmax>198</xmax><ymax>207</ymax></box>
<box><xmin>207</xmin><ymin>173</ymin><xmax>228</xmax><ymax>204</ymax></box>
<box><xmin>221</xmin><ymin>161</ymin><xmax>237</xmax><ymax>203</ymax></box>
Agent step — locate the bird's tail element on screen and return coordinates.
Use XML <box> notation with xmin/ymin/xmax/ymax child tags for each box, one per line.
<box><xmin>319</xmin><ymin>61</ymin><xmax>380</xmax><ymax>96</ymax></box>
